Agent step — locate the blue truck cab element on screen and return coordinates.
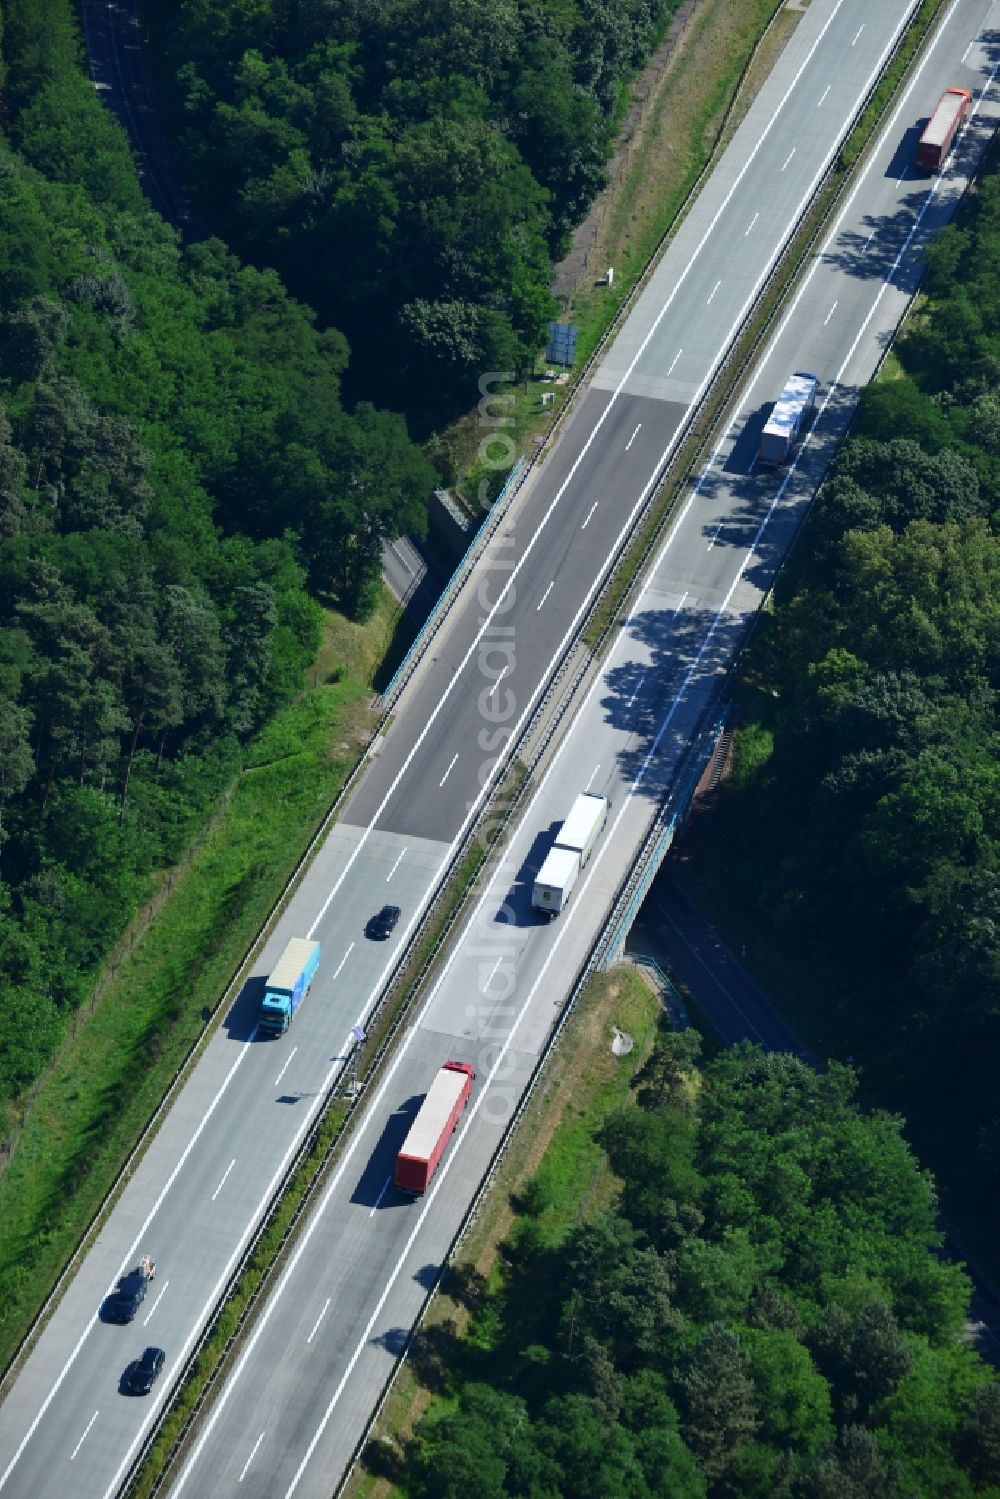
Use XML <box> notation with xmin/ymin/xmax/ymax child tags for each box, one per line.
<box><xmin>258</xmin><ymin>938</ymin><xmax>321</xmax><ymax>1036</ymax></box>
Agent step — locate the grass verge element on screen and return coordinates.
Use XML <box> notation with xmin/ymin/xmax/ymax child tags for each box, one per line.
<box><xmin>566</xmin><ymin>0</ymin><xmax>788</xmax><ymax>370</ymax></box>
<box><xmin>343</xmin><ymin>964</ymin><xmax>663</xmax><ymax>1499</ymax></box>
<box><xmin>0</xmin><ymin>595</ymin><xmax>404</xmax><ymax>1382</ymax></box>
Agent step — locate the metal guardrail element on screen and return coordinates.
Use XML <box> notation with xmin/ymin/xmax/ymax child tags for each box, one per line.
<box><xmin>304</xmin><ymin>6</ymin><xmax>951</xmax><ymax>1483</ymax></box>
<box><xmin>0</xmin><ymin>682</ymin><xmax>394</xmax><ymax>1399</ymax></box>
<box><xmin>335</xmin><ymin>862</ymin><xmax>615</xmax><ymax>1495</ymax></box>
<box><xmin>334</xmin><ymin>713</ymin><xmax>732</xmax><ymax>1494</ymax></box>
<box><xmin>600</xmin><ymin>704</ymin><xmax>731</xmax><ymax>967</ymax></box>
<box><xmin>132</xmin><ymin>592</ymin><xmax>610</xmax><ymax>1491</ymax></box>
<box><xmin>371</xmin><ymin>0</ymin><xmax>832</xmax><ymax>725</ymax></box>
<box><xmin>106</xmin><ymin>2</ymin><xmax>944</xmax><ymax>1480</ymax></box>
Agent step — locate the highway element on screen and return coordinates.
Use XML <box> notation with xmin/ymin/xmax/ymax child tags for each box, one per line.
<box><xmin>166</xmin><ymin>12</ymin><xmax>998</xmax><ymax>1490</ymax></box>
<box><xmin>1</xmin><ymin>0</ymin><xmax>997</xmax><ymax>1495</ymax></box>
<box><xmin>79</xmin><ymin>0</ymin><xmax>198</xmax><ymax>233</ymax></box>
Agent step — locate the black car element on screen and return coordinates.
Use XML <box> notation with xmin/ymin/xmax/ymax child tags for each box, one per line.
<box><xmin>367</xmin><ymin>904</ymin><xmax>401</xmax><ymax>940</ymax></box>
<box><xmin>106</xmin><ymin>1270</ymin><xmax>147</xmax><ymax>1324</ymax></box>
<box><xmin>126</xmin><ymin>1346</ymin><xmax>165</xmax><ymax>1395</ymax></box>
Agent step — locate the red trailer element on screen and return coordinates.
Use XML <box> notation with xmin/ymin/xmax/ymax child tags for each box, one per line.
<box><xmin>395</xmin><ymin>1061</ymin><xmax>474</xmax><ymax>1193</ymax></box>
<box><xmin>917</xmin><ymin>87</ymin><xmax>972</xmax><ymax>171</ymax></box>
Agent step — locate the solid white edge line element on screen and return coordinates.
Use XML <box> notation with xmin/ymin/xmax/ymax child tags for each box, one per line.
<box><xmin>299</xmin><ymin>0</ymin><xmax>866</xmax><ymax>964</ymax></box>
<box><xmin>0</xmin><ymin>1033</ymin><xmax>256</xmax><ymax>1492</ymax></box>
<box><xmin>282</xmin><ymin>20</ymin><xmax>998</xmax><ymax>1478</ymax></box>
<box><xmin>737</xmin><ymin>0</ymin><xmax>967</xmax><ymax>419</ymax></box>
<box><xmin>282</xmin><ymin>16</ymin><xmax>1000</xmax><ymax>1478</ymax></box>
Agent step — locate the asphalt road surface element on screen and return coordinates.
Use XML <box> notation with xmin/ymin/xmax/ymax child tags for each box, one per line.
<box><xmin>164</xmin><ymin>11</ymin><xmax>1000</xmax><ymax>1491</ymax></box>
<box><xmin>79</xmin><ymin>0</ymin><xmax>197</xmax><ymax>233</ymax></box>
<box><xmin>628</xmin><ymin>878</ymin><xmax>814</xmax><ymax>1059</ymax></box>
<box><xmin>2</xmin><ymin>1</ymin><xmax>998</xmax><ymax>1496</ymax></box>
<box><xmin>379</xmin><ymin>535</ymin><xmax>447</xmax><ymax>625</ymax></box>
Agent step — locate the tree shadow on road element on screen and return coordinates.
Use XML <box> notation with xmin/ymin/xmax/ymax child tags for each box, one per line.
<box><xmin>601</xmin><ymin>601</ymin><xmax>738</xmax><ymax>796</ymax></box>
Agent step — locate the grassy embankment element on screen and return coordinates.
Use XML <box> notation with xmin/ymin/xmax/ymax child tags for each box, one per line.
<box><xmin>440</xmin><ymin>0</ymin><xmax>788</xmax><ymax>508</ymax></box>
<box><xmin>126</xmin><ymin>755</ymin><xmax>531</xmax><ymax>1494</ymax></box>
<box><xmin>343</xmin><ymin>965</ymin><xmax>663</xmax><ymax>1499</ymax></box>
<box><xmin>0</xmin><ymin>0</ymin><xmax>951</xmax><ymax>1393</ymax></box>
<box><xmin>0</xmin><ymin>597</ymin><xmax>400</xmax><ymax>1379</ymax></box>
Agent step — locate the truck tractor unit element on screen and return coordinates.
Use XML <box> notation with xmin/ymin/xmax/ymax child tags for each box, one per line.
<box><xmin>531</xmin><ymin>791</ymin><xmax>610</xmax><ymax>917</ymax></box>
<box><xmin>257</xmin><ymin>937</ymin><xmax>321</xmax><ymax>1036</ymax></box>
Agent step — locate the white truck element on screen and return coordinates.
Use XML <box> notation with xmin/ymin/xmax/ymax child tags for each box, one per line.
<box><xmin>532</xmin><ymin>792</ymin><xmax>610</xmax><ymax>917</ymax></box>
<box><xmin>758</xmin><ymin>371</ymin><xmax>818</xmax><ymax>465</ymax></box>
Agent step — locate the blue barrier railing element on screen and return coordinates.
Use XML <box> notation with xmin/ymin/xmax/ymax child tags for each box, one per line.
<box><xmin>626</xmin><ymin>952</ymin><xmax>691</xmax><ymax>1030</ymax></box>
<box><xmin>603</xmin><ymin>704</ymin><xmax>731</xmax><ymax>964</ymax></box>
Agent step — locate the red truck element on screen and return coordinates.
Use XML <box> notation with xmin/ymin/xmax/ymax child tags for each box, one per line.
<box><xmin>395</xmin><ymin>1061</ymin><xmax>475</xmax><ymax>1193</ymax></box>
<box><xmin>917</xmin><ymin>87</ymin><xmax>972</xmax><ymax>171</ymax></box>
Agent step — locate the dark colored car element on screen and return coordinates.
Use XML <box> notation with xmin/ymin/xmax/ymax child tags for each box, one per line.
<box><xmin>106</xmin><ymin>1270</ymin><xmax>147</xmax><ymax>1324</ymax></box>
<box><xmin>126</xmin><ymin>1346</ymin><xmax>165</xmax><ymax>1395</ymax></box>
<box><xmin>367</xmin><ymin>904</ymin><xmax>401</xmax><ymax>940</ymax></box>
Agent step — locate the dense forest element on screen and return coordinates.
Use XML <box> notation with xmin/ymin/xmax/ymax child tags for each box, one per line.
<box><xmin>156</xmin><ymin>0</ymin><xmax>680</xmax><ymax>424</ymax></box>
<box><xmin>694</xmin><ymin>160</ymin><xmax>1000</xmax><ymax>1249</ymax></box>
<box><xmin>0</xmin><ymin>0</ymin><xmax>433</xmax><ymax>1109</ymax></box>
<box><xmin>402</xmin><ymin>1039</ymin><xmax>1000</xmax><ymax>1497</ymax></box>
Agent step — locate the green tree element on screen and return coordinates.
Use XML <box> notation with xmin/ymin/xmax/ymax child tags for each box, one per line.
<box><xmin>0</xmin><ymin>296</ymin><xmax>71</xmax><ymax>382</ymax></box>
<box><xmin>956</xmin><ymin>1381</ymin><xmax>1000</xmax><ymax>1488</ymax></box>
<box><xmin>677</xmin><ymin>1323</ymin><xmax>759</xmax><ymax>1479</ymax></box>
<box><xmin>408</xmin><ymin>1383</ymin><xmax>558</xmax><ymax>1499</ymax></box>
<box><xmin>796</xmin><ymin>1424</ymin><xmax>904</xmax><ymax>1499</ymax></box>
<box><xmin>638</xmin><ymin>1026</ymin><xmax>702</xmax><ymax>1109</ymax></box>
<box><xmin>809</xmin><ymin>1302</ymin><xmax>914</xmax><ymax>1423</ymax></box>
<box><xmin>742</xmin><ymin>1327</ymin><xmax>834</xmax><ymax>1455</ymax></box>
<box><xmin>0</xmin><ymin>698</ymin><xmax>34</xmax><ymax>868</ymax></box>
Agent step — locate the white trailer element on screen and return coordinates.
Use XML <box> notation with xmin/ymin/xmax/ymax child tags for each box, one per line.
<box><xmin>758</xmin><ymin>372</ymin><xmax>818</xmax><ymax>465</ymax></box>
<box><xmin>556</xmin><ymin>792</ymin><xmax>609</xmax><ymax>865</ymax></box>
<box><xmin>531</xmin><ymin>792</ymin><xmax>610</xmax><ymax>916</ymax></box>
